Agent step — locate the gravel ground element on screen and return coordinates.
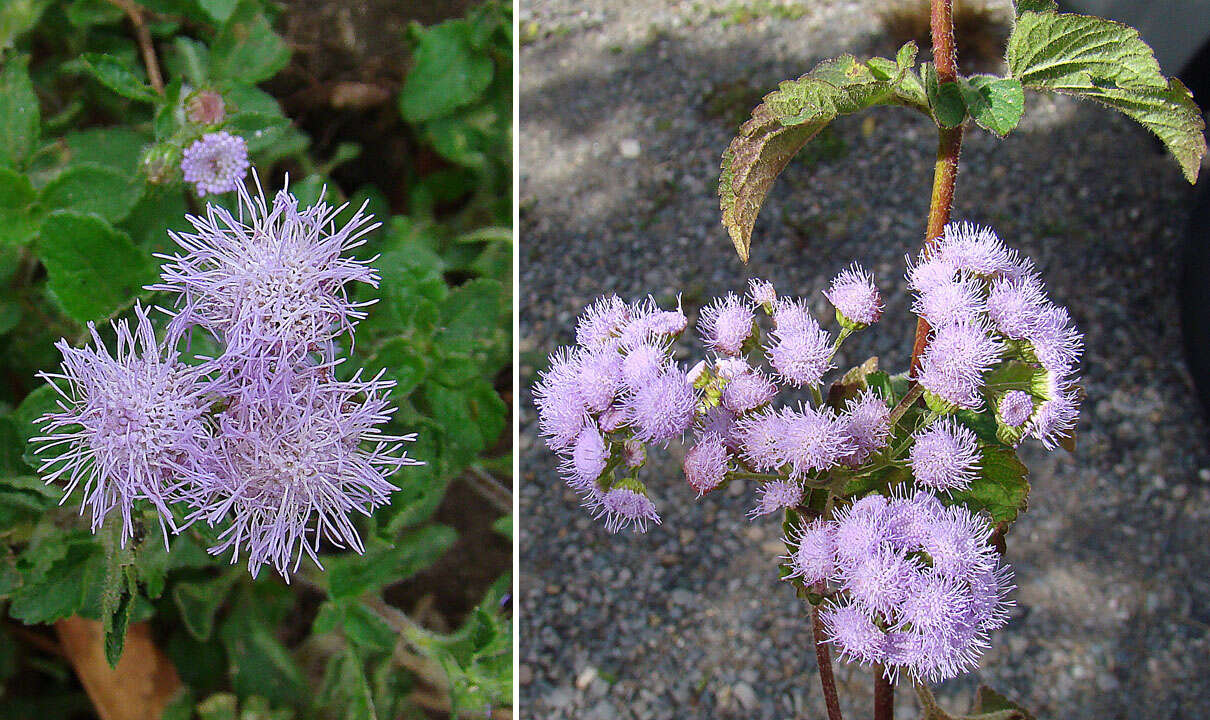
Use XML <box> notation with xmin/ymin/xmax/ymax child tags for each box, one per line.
<box><xmin>518</xmin><ymin>1</ymin><xmax>1210</xmax><ymax>717</ymax></box>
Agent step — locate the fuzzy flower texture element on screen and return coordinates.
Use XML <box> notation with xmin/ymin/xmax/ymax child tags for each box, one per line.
<box><xmin>33</xmin><ymin>175</ymin><xmax>419</xmax><ymax>579</ymax></box>
<box><xmin>533</xmin><ymin>222</ymin><xmax>1082</xmax><ymax>682</ymax></box>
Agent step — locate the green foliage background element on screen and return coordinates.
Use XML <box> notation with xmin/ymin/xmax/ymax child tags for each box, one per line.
<box><xmin>0</xmin><ymin>0</ymin><xmax>512</xmax><ymax>718</ymax></box>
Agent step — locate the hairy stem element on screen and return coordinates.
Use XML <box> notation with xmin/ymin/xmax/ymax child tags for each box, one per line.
<box><xmin>909</xmin><ymin>0</ymin><xmax>965</xmax><ymax>377</ymax></box>
<box><xmin>887</xmin><ymin>383</ymin><xmax>925</xmax><ymax>427</ymax></box>
<box><xmin>874</xmin><ymin>668</ymin><xmax>894</xmax><ymax>720</ymax></box>
<box><xmin>810</xmin><ymin>589</ymin><xmax>844</xmax><ymax>720</ymax></box>
<box><xmin>105</xmin><ymin>0</ymin><xmax>164</xmax><ymax>93</ymax></box>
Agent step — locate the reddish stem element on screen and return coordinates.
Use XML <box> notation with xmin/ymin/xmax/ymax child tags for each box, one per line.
<box><xmin>909</xmin><ymin>0</ymin><xmax>965</xmax><ymax>376</ymax></box>
<box><xmin>811</xmin><ymin>597</ymin><xmax>844</xmax><ymax>720</ymax></box>
<box><xmin>874</xmin><ymin>667</ymin><xmax>894</xmax><ymax>720</ymax></box>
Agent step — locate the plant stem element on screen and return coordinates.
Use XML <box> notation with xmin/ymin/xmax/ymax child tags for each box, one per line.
<box><xmin>909</xmin><ymin>0</ymin><xmax>965</xmax><ymax>377</ymax></box>
<box><xmin>105</xmin><ymin>0</ymin><xmax>164</xmax><ymax>93</ymax></box>
<box><xmin>874</xmin><ymin>667</ymin><xmax>894</xmax><ymax>720</ymax></box>
<box><xmin>810</xmin><ymin>589</ymin><xmax>844</xmax><ymax>720</ymax></box>
<box><xmin>887</xmin><ymin>383</ymin><xmax>925</xmax><ymax>427</ymax></box>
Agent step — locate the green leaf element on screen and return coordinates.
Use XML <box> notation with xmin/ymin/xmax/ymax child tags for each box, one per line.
<box><xmin>1007</xmin><ymin>10</ymin><xmax>1206</xmax><ymax>182</ymax></box>
<box><xmin>0</xmin><ymin>55</ymin><xmax>40</xmax><ymax>169</ymax></box>
<box><xmin>922</xmin><ymin>64</ymin><xmax>967</xmax><ymax>128</ymax></box>
<box><xmin>10</xmin><ymin>539</ymin><xmax>102</xmax><ymax>624</ymax></box>
<box><xmin>399</xmin><ymin>19</ymin><xmax>494</xmax><ymax>123</ymax></box>
<box><xmin>719</xmin><ymin>51</ymin><xmax>928</xmax><ymax>262</ymax></box>
<box><xmin>326</xmin><ymin>525</ymin><xmax>456</xmax><ymax>600</ymax></box>
<box><xmin>0</xmin><ymin>0</ymin><xmax>51</xmax><ymax>51</ymax></box>
<box><xmin>492</xmin><ymin>515</ymin><xmax>512</xmax><ymax>540</ymax></box>
<box><xmin>968</xmin><ymin>685</ymin><xmax>1035</xmax><ymax>719</ymax></box>
<box><xmin>219</xmin><ymin>592</ymin><xmax>305</xmax><ymax>707</ymax></box>
<box><xmin>960</xmin><ymin>76</ymin><xmax>1025</xmax><ymax>136</ymax></box>
<box><xmin>209</xmin><ymin>2</ymin><xmax>290</xmax><ymax>83</ymax></box>
<box><xmin>320</xmin><ymin>647</ymin><xmax>379</xmax><ymax>720</ymax></box>
<box><xmin>173</xmin><ymin>572</ymin><xmax>240</xmax><ymax>641</ymax></box>
<box><xmin>341</xmin><ymin>602</ymin><xmax>396</xmax><ymax>652</ymax></box>
<box><xmin>36</xmin><ymin>211</ymin><xmax>155</xmax><ymax>322</ymax></box>
<box><xmin>1013</xmin><ymin>0</ymin><xmax>1056</xmax><ymax>13</ymax></box>
<box><xmin>946</xmin><ymin>444</ymin><xmax>1030</xmax><ymax>525</ymax></box>
<box><xmin>198</xmin><ymin>0</ymin><xmax>238</xmax><ymax>23</ymax></box>
<box><xmin>41</xmin><ymin>164</ymin><xmax>144</xmax><ymax>222</ymax></box>
<box><xmin>64</xmin><ymin>127</ymin><xmax>151</xmax><ymax>174</ymax></box>
<box><xmin>0</xmin><ymin>167</ymin><xmax>34</xmax><ymax>208</ymax></box>
<box><xmin>65</xmin><ymin>0</ymin><xmax>124</xmax><ymax>27</ymax></box>
<box><xmin>80</xmin><ymin>53</ymin><xmax>160</xmax><ymax>104</ymax></box>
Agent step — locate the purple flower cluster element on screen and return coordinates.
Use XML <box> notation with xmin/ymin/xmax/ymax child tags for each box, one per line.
<box><xmin>533</xmin><ymin>294</ymin><xmax>694</xmax><ymax>532</ymax></box>
<box><xmin>787</xmin><ymin>493</ymin><xmax>1014</xmax><ymax>683</ymax></box>
<box><xmin>180</xmin><ymin>131</ymin><xmax>249</xmax><ymax>197</ymax></box>
<box><xmin>910</xmin><ymin>223</ymin><xmax>1083</xmax><ymax>447</ymax></box>
<box><xmin>32</xmin><ymin>177</ymin><xmax>419</xmax><ymax>579</ymax></box>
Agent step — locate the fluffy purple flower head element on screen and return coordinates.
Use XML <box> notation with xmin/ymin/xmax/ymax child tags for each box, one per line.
<box><xmin>822</xmin><ymin>603</ymin><xmax>887</xmax><ymax>665</ymax></box>
<box><xmin>748</xmin><ymin>278</ymin><xmax>777</xmax><ymax>307</ymax></box>
<box><xmin>533</xmin><ymin>347</ymin><xmax>588</xmax><ymax>451</ymax></box>
<box><xmin>998</xmin><ymin>390</ymin><xmax>1034</xmax><ymax>427</ymax></box>
<box><xmin>840</xmin><ymin>390</ymin><xmax>891</xmax><ymax>465</ymax></box>
<box><xmin>197</xmin><ymin>370</ymin><xmax>417</xmax><ymax>579</ymax></box>
<box><xmin>825</xmin><ymin>264</ymin><xmax>883</xmax><ymax>326</ymax></box>
<box><xmin>735</xmin><ymin>408</ymin><xmax>786</xmax><ymax>472</ymax></box>
<box><xmin>32</xmin><ymin>304</ymin><xmax>213</xmax><ymax>545</ymax></box>
<box><xmin>576</xmin><ymin>346</ymin><xmax>623</xmax><ymax>412</ymax></box>
<box><xmin>766</xmin><ymin>321</ymin><xmax>833</xmax><ymax>388</ymax></box>
<box><xmin>1027</xmin><ymin>387</ymin><xmax>1080</xmax><ymax>449</ymax></box>
<box><xmin>180</xmin><ymin>131</ymin><xmax>249</xmax><ymax>196</ymax></box>
<box><xmin>771</xmin><ymin>297</ymin><xmax>815</xmax><ymax>334</ymax></box>
<box><xmin>620</xmin><ymin>341</ymin><xmax>668</xmax><ymax>390</ymax></box>
<box><xmin>986</xmin><ymin>275</ymin><xmax>1047</xmax><ymax>339</ymax></box>
<box><xmin>597</xmin><ymin>485</ymin><xmax>660</xmax><ymax>533</ymax></box>
<box><xmin>683</xmin><ymin>432</ymin><xmax>729</xmax><ymax>495</ymax></box>
<box><xmin>697</xmin><ymin>406</ymin><xmax>738</xmax><ymax>449</ymax></box>
<box><xmin>749</xmin><ymin>479</ymin><xmax>803</xmax><ymax>518</ymax></box>
<box><xmin>721</xmin><ymin>370</ymin><xmax>777</xmax><ymax>414</ymax></box>
<box><xmin>698</xmin><ymin>293</ymin><xmax>755</xmax><ymax>355</ymax></box>
<box><xmin>784</xmin><ymin>519</ymin><xmax>837</xmax><ymax>584</ymax></box>
<box><xmin>713</xmin><ymin>356</ymin><xmax>750</xmax><ymax>380</ymax></box>
<box><xmin>908</xmin><ymin>417</ymin><xmax>981</xmax><ymax>493</ymax></box>
<box><xmin>917</xmin><ymin>319</ymin><xmax>1003</xmax><ymax>409</ymax></box>
<box><xmin>622</xmin><ymin>368</ymin><xmax>696</xmax><ymax>444</ymax></box>
<box><xmin>906</xmin><ymin>256</ymin><xmax>958</xmax><ymax>295</ymax></box>
<box><xmin>912</xmin><ymin>276</ymin><xmax>985</xmax><ymax>328</ymax></box>
<box><xmin>819</xmin><ymin>493</ymin><xmax>1014</xmax><ymax>682</ymax></box>
<box><xmin>774</xmin><ymin>406</ymin><xmax>852</xmax><ymax>478</ymax></box>
<box><xmin>1027</xmin><ymin>305</ymin><xmax>1084</xmax><ymax>375</ymax></box>
<box><xmin>576</xmin><ymin>295</ymin><xmax>629</xmax><ymax>348</ymax></box>
<box><xmin>151</xmin><ymin>177</ymin><xmax>381</xmax><ymax>368</ymax></box>
<box><xmin>936</xmin><ymin>222</ymin><xmax>1025</xmax><ymax>278</ymax></box>
<box><xmin>618</xmin><ymin>297</ymin><xmax>687</xmax><ymax>346</ymax></box>
<box><xmin>561</xmin><ymin>423</ymin><xmax>608</xmax><ymax>490</ymax></box>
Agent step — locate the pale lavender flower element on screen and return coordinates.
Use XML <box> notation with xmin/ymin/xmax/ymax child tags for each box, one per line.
<box><xmin>985</xmin><ymin>275</ymin><xmax>1047</xmax><ymax>339</ymax></box>
<box><xmin>735</xmin><ymin>408</ymin><xmax>787</xmax><ymax>472</ymax></box>
<box><xmin>151</xmin><ymin>177</ymin><xmax>381</xmax><ymax>366</ymax></box>
<box><xmin>920</xmin><ymin>504</ymin><xmax>995</xmax><ymax>580</ymax></box>
<box><xmin>197</xmin><ymin>370</ymin><xmax>418</xmax><ymax>579</ymax></box>
<box><xmin>1027</xmin><ymin>305</ymin><xmax>1084</xmax><ymax>375</ymax></box>
<box><xmin>749</xmin><ymin>479</ymin><xmax>803</xmax><ymax>517</ymax></box>
<box><xmin>180</xmin><ymin>131</ymin><xmax>249</xmax><ymax>196</ymax></box>
<box><xmin>908</xmin><ymin>418</ymin><xmax>981</xmax><ymax>493</ymax></box>
<box><xmin>698</xmin><ymin>293</ymin><xmax>755</xmax><ymax>355</ymax></box>
<box><xmin>698</xmin><ymin>406</ymin><xmax>739</xmax><ymax>449</ymax></box>
<box><xmin>597</xmin><ymin>486</ymin><xmax>660</xmax><ymax>533</ymax></box>
<box><xmin>576</xmin><ymin>346</ymin><xmax>623</xmax><ymax>412</ymax></box>
<box><xmin>771</xmin><ymin>297</ymin><xmax>815</xmax><ymax>333</ymax></box>
<box><xmin>622</xmin><ymin>439</ymin><xmax>646</xmax><ymax>469</ymax></box>
<box><xmin>621</xmin><ymin>341</ymin><xmax>669</xmax><ymax>389</ymax></box>
<box><xmin>840</xmin><ymin>390</ymin><xmax>891</xmax><ymax>465</ymax></box>
<box><xmin>822</xmin><ymin>603</ymin><xmax>887</xmax><ymax>665</ymax></box>
<box><xmin>998</xmin><ymin>390</ymin><xmax>1034</xmax><ymax>427</ymax></box>
<box><xmin>784</xmin><ymin>519</ymin><xmax>837</xmax><ymax>584</ymax></box>
<box><xmin>766</xmin><ymin>321</ymin><xmax>833</xmax><ymax>388</ymax></box>
<box><xmin>906</xmin><ymin>256</ymin><xmax>958</xmax><ymax>295</ymax></box>
<box><xmin>598</xmin><ymin>405</ymin><xmax>627</xmax><ymax>432</ymax></box>
<box><xmin>622</xmin><ymin>368</ymin><xmax>696</xmax><ymax>444</ymax></box>
<box><xmin>775</xmin><ymin>405</ymin><xmax>852</xmax><ymax>478</ymax></box>
<box><xmin>839</xmin><ymin>546</ymin><xmax>917</xmax><ymax>616</ymax></box>
<box><xmin>32</xmin><ymin>304</ymin><xmax>213</xmax><ymax>545</ymax></box>
<box><xmin>748</xmin><ymin>278</ymin><xmax>777</xmax><ymax>307</ymax></box>
<box><xmin>832</xmin><ymin>495</ymin><xmax>890</xmax><ymax>566</ymax></box>
<box><xmin>936</xmin><ymin>223</ymin><xmax>1023</xmax><ymax>277</ymax></box>
<box><xmin>1027</xmin><ymin>387</ymin><xmax>1080</xmax><ymax>449</ymax></box>
<box><xmin>576</xmin><ymin>295</ymin><xmax>629</xmax><ymax>348</ymax></box>
<box><xmin>713</xmin><ymin>356</ymin><xmax>750</xmax><ymax>379</ymax></box>
<box><xmin>912</xmin><ymin>276</ymin><xmax>985</xmax><ymax>328</ymax></box>
<box><xmin>618</xmin><ymin>297</ymin><xmax>687</xmax><ymax>345</ymax></box>
<box><xmin>721</xmin><ymin>370</ymin><xmax>777</xmax><ymax>414</ymax></box>
<box><xmin>561</xmin><ymin>423</ymin><xmax>608</xmax><ymax>489</ymax></box>
<box><xmin>825</xmin><ymin>264</ymin><xmax>883</xmax><ymax>326</ymax></box>
<box><xmin>917</xmin><ymin>320</ymin><xmax>1003</xmax><ymax>409</ymax></box>
<box><xmin>533</xmin><ymin>347</ymin><xmax>587</xmax><ymax>451</ymax></box>
<box><xmin>683</xmin><ymin>433</ymin><xmax>729</xmax><ymax>495</ymax></box>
